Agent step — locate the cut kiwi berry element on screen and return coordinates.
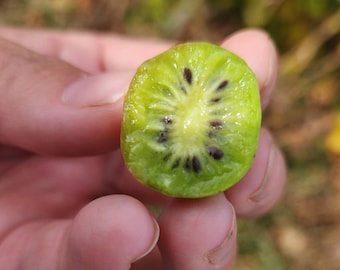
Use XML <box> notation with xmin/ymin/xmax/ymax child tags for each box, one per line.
<box><xmin>121</xmin><ymin>42</ymin><xmax>261</xmax><ymax>198</ymax></box>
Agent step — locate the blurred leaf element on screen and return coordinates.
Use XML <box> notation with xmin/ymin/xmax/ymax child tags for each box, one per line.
<box><xmin>325</xmin><ymin>113</ymin><xmax>340</xmax><ymax>156</ymax></box>
<box><xmin>243</xmin><ymin>0</ymin><xmax>283</xmax><ymax>27</ymax></box>
<box><xmin>281</xmin><ymin>8</ymin><xmax>340</xmax><ymax>77</ymax></box>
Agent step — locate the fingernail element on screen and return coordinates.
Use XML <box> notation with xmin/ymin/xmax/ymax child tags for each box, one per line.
<box><xmin>62</xmin><ymin>72</ymin><xmax>132</xmax><ymax>107</ymax></box>
<box><xmin>249</xmin><ymin>130</ymin><xmax>276</xmax><ymax>202</ymax></box>
<box><xmin>206</xmin><ymin>204</ymin><xmax>237</xmax><ymax>266</ymax></box>
<box><xmin>132</xmin><ymin>218</ymin><xmax>160</xmax><ymax>263</ymax></box>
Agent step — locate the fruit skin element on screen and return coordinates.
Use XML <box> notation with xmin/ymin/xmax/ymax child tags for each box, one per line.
<box><xmin>121</xmin><ymin>42</ymin><xmax>261</xmax><ymax>198</ymax></box>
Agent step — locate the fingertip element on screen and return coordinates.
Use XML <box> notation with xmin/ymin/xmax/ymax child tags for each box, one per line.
<box><xmin>61</xmin><ymin>195</ymin><xmax>159</xmax><ymax>270</ymax></box>
<box><xmin>225</xmin><ymin>128</ymin><xmax>286</xmax><ymax>218</ymax></box>
<box><xmin>158</xmin><ymin>193</ymin><xmax>237</xmax><ymax>269</ymax></box>
<box><xmin>221</xmin><ymin>28</ymin><xmax>279</xmax><ymax>110</ymax></box>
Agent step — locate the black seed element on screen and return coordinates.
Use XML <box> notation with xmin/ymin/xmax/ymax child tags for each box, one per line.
<box><xmin>216</xmin><ymin>80</ymin><xmax>229</xmax><ymax>91</ymax></box>
<box><xmin>210</xmin><ymin>120</ymin><xmax>223</xmax><ymax>129</ymax></box>
<box><xmin>183</xmin><ymin>67</ymin><xmax>192</xmax><ymax>85</ymax></box>
<box><xmin>157</xmin><ymin>131</ymin><xmax>168</xmax><ymax>143</ymax></box>
<box><xmin>208</xmin><ymin>146</ymin><xmax>224</xmax><ymax>160</ymax></box>
<box><xmin>192</xmin><ymin>156</ymin><xmax>202</xmax><ymax>173</ymax></box>
<box><xmin>162</xmin><ymin>116</ymin><xmax>173</xmax><ymax>124</ymax></box>
<box><xmin>172</xmin><ymin>158</ymin><xmax>180</xmax><ymax>169</ymax></box>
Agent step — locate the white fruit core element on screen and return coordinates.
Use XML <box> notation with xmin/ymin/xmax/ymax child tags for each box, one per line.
<box><xmin>171</xmin><ymin>88</ymin><xmax>208</xmax><ymax>155</ymax></box>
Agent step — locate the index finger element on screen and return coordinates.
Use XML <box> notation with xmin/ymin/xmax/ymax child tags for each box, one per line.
<box><xmin>0</xmin><ymin>28</ymin><xmax>278</xmax><ymax>102</ymax></box>
<box><xmin>0</xmin><ymin>27</ymin><xmax>172</xmax><ymax>73</ymax></box>
<box><xmin>221</xmin><ymin>29</ymin><xmax>279</xmax><ymax>110</ymax></box>
<box><xmin>0</xmin><ymin>28</ymin><xmax>277</xmax><ymax>109</ymax></box>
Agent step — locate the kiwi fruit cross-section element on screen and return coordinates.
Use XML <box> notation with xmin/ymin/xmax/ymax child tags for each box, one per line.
<box><xmin>121</xmin><ymin>42</ymin><xmax>261</xmax><ymax>198</ymax></box>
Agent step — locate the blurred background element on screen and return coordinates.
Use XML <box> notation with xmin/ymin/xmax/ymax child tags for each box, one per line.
<box><xmin>0</xmin><ymin>0</ymin><xmax>339</xmax><ymax>269</ymax></box>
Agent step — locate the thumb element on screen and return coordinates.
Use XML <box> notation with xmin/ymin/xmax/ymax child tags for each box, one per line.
<box><xmin>61</xmin><ymin>195</ymin><xmax>159</xmax><ymax>270</ymax></box>
<box><xmin>0</xmin><ymin>38</ymin><xmax>132</xmax><ymax>155</ymax></box>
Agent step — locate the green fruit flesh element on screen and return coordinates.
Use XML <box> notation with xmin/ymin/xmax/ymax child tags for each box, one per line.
<box><xmin>121</xmin><ymin>42</ymin><xmax>261</xmax><ymax>198</ymax></box>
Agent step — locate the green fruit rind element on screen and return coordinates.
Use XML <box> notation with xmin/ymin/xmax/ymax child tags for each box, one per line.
<box><xmin>121</xmin><ymin>42</ymin><xmax>261</xmax><ymax>198</ymax></box>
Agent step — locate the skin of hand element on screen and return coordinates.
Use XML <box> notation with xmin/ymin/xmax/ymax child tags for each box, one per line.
<box><xmin>0</xmin><ymin>27</ymin><xmax>286</xmax><ymax>270</ymax></box>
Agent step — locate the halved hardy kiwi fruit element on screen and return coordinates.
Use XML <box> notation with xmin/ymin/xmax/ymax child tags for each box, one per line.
<box><xmin>121</xmin><ymin>42</ymin><xmax>261</xmax><ymax>198</ymax></box>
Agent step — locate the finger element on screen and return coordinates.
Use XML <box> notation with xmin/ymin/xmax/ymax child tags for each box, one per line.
<box><xmin>0</xmin><ymin>219</ymin><xmax>70</xmax><ymax>269</ymax></box>
<box><xmin>0</xmin><ymin>38</ymin><xmax>131</xmax><ymax>155</ymax></box>
<box><xmin>158</xmin><ymin>193</ymin><xmax>237</xmax><ymax>270</ymax></box>
<box><xmin>0</xmin><ymin>196</ymin><xmax>158</xmax><ymax>269</ymax></box>
<box><xmin>0</xmin><ymin>156</ymin><xmax>105</xmax><ymax>231</ymax></box>
<box><xmin>61</xmin><ymin>195</ymin><xmax>159</xmax><ymax>270</ymax></box>
<box><xmin>225</xmin><ymin>128</ymin><xmax>286</xmax><ymax>218</ymax></box>
<box><xmin>0</xmin><ymin>27</ymin><xmax>172</xmax><ymax>73</ymax></box>
<box><xmin>221</xmin><ymin>28</ymin><xmax>279</xmax><ymax>110</ymax></box>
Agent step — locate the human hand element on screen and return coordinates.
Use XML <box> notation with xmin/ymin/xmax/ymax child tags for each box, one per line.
<box><xmin>0</xmin><ymin>27</ymin><xmax>285</xmax><ymax>269</ymax></box>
